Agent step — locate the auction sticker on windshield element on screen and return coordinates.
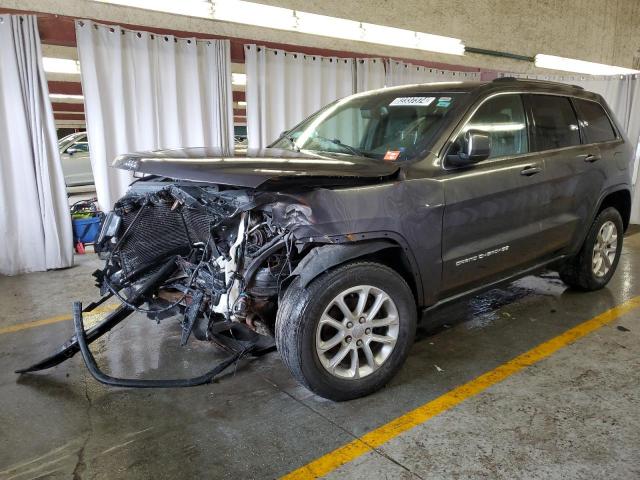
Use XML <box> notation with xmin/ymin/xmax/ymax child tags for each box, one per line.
<box><xmin>389</xmin><ymin>96</ymin><xmax>435</xmax><ymax>106</ymax></box>
<box><xmin>384</xmin><ymin>150</ymin><xmax>401</xmax><ymax>161</ymax></box>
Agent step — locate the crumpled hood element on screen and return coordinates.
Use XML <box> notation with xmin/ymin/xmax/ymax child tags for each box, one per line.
<box><xmin>113</xmin><ymin>147</ymin><xmax>399</xmax><ymax>188</ymax></box>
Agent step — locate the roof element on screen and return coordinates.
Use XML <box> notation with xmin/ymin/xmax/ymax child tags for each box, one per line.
<box><xmin>355</xmin><ymin>77</ymin><xmax>601</xmax><ymax>101</ymax></box>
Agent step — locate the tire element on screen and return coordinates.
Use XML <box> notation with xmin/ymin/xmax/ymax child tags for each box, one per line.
<box><xmin>275</xmin><ymin>261</ymin><xmax>417</xmax><ymax>401</ymax></box>
<box><xmin>559</xmin><ymin>207</ymin><xmax>623</xmax><ymax>291</ymax></box>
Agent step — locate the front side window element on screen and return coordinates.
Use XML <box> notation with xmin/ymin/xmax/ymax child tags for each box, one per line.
<box><xmin>573</xmin><ymin>98</ymin><xmax>617</xmax><ymax>143</ymax></box>
<box><xmin>528</xmin><ymin>95</ymin><xmax>581</xmax><ymax>151</ymax></box>
<box><xmin>271</xmin><ymin>92</ymin><xmax>464</xmax><ymax>162</ymax></box>
<box><xmin>457</xmin><ymin>94</ymin><xmax>529</xmax><ymax>159</ymax></box>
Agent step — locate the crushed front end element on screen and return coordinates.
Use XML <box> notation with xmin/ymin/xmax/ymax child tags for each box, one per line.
<box><xmin>97</xmin><ymin>180</ymin><xmax>292</xmax><ymax>341</ymax></box>
<box><xmin>17</xmin><ymin>179</ymin><xmax>300</xmax><ymax>386</ymax></box>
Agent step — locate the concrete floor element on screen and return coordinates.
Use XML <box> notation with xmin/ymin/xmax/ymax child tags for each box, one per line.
<box><xmin>1</xmin><ymin>235</ymin><xmax>639</xmax><ymax>479</ymax></box>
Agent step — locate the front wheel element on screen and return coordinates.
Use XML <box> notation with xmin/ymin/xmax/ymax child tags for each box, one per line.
<box><xmin>559</xmin><ymin>207</ymin><xmax>623</xmax><ymax>291</ymax></box>
<box><xmin>275</xmin><ymin>262</ymin><xmax>417</xmax><ymax>401</ymax></box>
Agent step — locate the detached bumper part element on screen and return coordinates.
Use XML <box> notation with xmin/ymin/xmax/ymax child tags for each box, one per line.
<box><xmin>15</xmin><ymin>257</ymin><xmax>178</xmax><ymax>374</ymax></box>
<box><xmin>16</xmin><ymin>255</ymin><xmax>274</xmax><ymax>388</ymax></box>
<box><xmin>72</xmin><ymin>302</ymin><xmax>242</xmax><ymax>388</ymax></box>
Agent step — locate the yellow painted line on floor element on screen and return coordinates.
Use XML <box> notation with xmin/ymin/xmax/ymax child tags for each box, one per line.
<box><xmin>0</xmin><ymin>304</ymin><xmax>119</xmax><ymax>335</ymax></box>
<box><xmin>282</xmin><ymin>295</ymin><xmax>640</xmax><ymax>480</ymax></box>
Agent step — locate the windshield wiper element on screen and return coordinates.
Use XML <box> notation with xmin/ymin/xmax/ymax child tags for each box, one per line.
<box><xmin>311</xmin><ymin>135</ymin><xmax>368</xmax><ymax>157</ymax></box>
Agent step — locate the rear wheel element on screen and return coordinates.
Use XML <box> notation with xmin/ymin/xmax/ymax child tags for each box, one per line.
<box><xmin>559</xmin><ymin>207</ymin><xmax>623</xmax><ymax>291</ymax></box>
<box><xmin>275</xmin><ymin>262</ymin><xmax>417</xmax><ymax>401</ymax></box>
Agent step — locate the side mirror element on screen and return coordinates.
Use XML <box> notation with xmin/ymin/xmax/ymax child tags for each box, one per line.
<box><xmin>447</xmin><ymin>130</ymin><xmax>491</xmax><ymax>167</ymax></box>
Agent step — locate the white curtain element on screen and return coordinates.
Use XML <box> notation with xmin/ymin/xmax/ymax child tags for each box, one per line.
<box><xmin>0</xmin><ymin>15</ymin><xmax>74</xmax><ymax>275</ymax></box>
<box><xmin>356</xmin><ymin>58</ymin><xmax>386</xmax><ymax>92</ymax></box>
<box><xmin>245</xmin><ymin>44</ymin><xmax>356</xmax><ymax>148</ymax></box>
<box><xmin>386</xmin><ymin>60</ymin><xmax>481</xmax><ymax>86</ymax></box>
<box><xmin>76</xmin><ymin>20</ymin><xmax>234</xmax><ymax>210</ymax></box>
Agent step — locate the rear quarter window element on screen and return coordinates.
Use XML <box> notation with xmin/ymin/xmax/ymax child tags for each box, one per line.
<box><xmin>573</xmin><ymin>98</ymin><xmax>617</xmax><ymax>143</ymax></box>
<box><xmin>527</xmin><ymin>95</ymin><xmax>581</xmax><ymax>151</ymax></box>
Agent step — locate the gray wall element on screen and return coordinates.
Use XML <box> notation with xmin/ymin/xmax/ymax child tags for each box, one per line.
<box><xmin>3</xmin><ymin>0</ymin><xmax>640</xmax><ymax>72</ymax></box>
<box><xmin>267</xmin><ymin>0</ymin><xmax>640</xmax><ymax>71</ymax></box>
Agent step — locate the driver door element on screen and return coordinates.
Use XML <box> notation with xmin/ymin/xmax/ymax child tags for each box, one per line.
<box><xmin>440</xmin><ymin>93</ymin><xmax>549</xmax><ymax>295</ymax></box>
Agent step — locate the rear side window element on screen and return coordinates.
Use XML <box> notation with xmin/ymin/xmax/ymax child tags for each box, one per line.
<box><xmin>528</xmin><ymin>95</ymin><xmax>581</xmax><ymax>151</ymax></box>
<box><xmin>573</xmin><ymin>98</ymin><xmax>617</xmax><ymax>143</ymax></box>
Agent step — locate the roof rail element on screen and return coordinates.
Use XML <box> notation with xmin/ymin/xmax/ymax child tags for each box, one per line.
<box><xmin>492</xmin><ymin>76</ymin><xmax>584</xmax><ymax>90</ymax></box>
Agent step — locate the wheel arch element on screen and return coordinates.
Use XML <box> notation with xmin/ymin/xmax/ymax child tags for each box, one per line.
<box><xmin>286</xmin><ymin>236</ymin><xmax>424</xmax><ymax>306</ymax></box>
<box><xmin>597</xmin><ymin>188</ymin><xmax>631</xmax><ymax>232</ymax></box>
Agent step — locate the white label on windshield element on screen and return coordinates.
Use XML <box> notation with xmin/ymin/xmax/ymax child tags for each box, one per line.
<box><xmin>389</xmin><ymin>96</ymin><xmax>436</xmax><ymax>106</ymax></box>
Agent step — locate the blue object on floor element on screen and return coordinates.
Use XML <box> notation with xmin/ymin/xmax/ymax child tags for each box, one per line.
<box><xmin>72</xmin><ymin>216</ymin><xmax>102</xmax><ymax>244</ymax></box>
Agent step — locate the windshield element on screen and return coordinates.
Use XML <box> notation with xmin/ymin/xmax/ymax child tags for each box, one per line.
<box><xmin>271</xmin><ymin>91</ymin><xmax>464</xmax><ymax>161</ymax></box>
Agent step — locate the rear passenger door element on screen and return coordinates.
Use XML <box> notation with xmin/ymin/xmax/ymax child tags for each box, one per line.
<box><xmin>525</xmin><ymin>94</ymin><xmax>610</xmax><ymax>255</ymax></box>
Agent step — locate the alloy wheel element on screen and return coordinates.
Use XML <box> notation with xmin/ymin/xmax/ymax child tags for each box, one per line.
<box><xmin>315</xmin><ymin>285</ymin><xmax>400</xmax><ymax>380</ymax></box>
<box><xmin>592</xmin><ymin>220</ymin><xmax>618</xmax><ymax>278</ymax></box>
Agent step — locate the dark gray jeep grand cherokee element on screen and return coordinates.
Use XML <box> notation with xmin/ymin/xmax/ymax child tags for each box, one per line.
<box><xmin>21</xmin><ymin>78</ymin><xmax>633</xmax><ymax>400</ymax></box>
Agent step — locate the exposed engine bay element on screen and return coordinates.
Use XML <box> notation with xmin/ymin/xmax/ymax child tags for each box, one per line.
<box><xmin>15</xmin><ymin>179</ymin><xmax>317</xmax><ymax>387</ymax></box>
<box><xmin>96</xmin><ymin>180</ymin><xmax>295</xmax><ymax>343</ymax></box>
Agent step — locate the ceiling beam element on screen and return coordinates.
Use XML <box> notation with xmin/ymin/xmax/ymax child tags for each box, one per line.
<box><xmin>48</xmin><ymin>81</ymin><xmax>83</xmax><ymax>95</ymax></box>
<box><xmin>54</xmin><ymin>112</ymin><xmax>85</xmax><ymax>120</ymax></box>
<box><xmin>52</xmin><ymin>102</ymin><xmax>84</xmax><ymax>112</ymax></box>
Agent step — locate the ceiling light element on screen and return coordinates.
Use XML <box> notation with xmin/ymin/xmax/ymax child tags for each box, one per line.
<box><xmin>43</xmin><ymin>57</ymin><xmax>81</xmax><ymax>74</ymax></box>
<box><xmin>232</xmin><ymin>73</ymin><xmax>247</xmax><ymax>85</ymax></box>
<box><xmin>92</xmin><ymin>0</ymin><xmax>465</xmax><ymax>56</ymax></box>
<box><xmin>361</xmin><ymin>24</ymin><xmax>464</xmax><ymax>55</ymax></box>
<box><xmin>49</xmin><ymin>94</ymin><xmax>85</xmax><ymax>101</ymax></box>
<box><xmin>296</xmin><ymin>12</ymin><xmax>364</xmax><ymax>42</ymax></box>
<box><xmin>97</xmin><ymin>0</ymin><xmax>212</xmax><ymax>17</ymax></box>
<box><xmin>535</xmin><ymin>54</ymin><xmax>640</xmax><ymax>75</ymax></box>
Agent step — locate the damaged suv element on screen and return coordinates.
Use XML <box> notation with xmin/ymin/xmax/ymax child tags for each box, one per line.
<box><xmin>20</xmin><ymin>78</ymin><xmax>633</xmax><ymax>400</ymax></box>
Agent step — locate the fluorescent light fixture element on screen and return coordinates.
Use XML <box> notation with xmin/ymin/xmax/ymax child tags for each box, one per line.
<box><xmin>98</xmin><ymin>0</ymin><xmax>212</xmax><ymax>17</ymax></box>
<box><xmin>43</xmin><ymin>57</ymin><xmax>81</xmax><ymax>74</ymax></box>
<box><xmin>296</xmin><ymin>11</ymin><xmax>363</xmax><ymax>42</ymax></box>
<box><xmin>49</xmin><ymin>93</ymin><xmax>85</xmax><ymax>101</ymax></box>
<box><xmin>93</xmin><ymin>0</ymin><xmax>465</xmax><ymax>56</ymax></box>
<box><xmin>414</xmin><ymin>32</ymin><xmax>466</xmax><ymax>56</ymax></box>
<box><xmin>535</xmin><ymin>54</ymin><xmax>640</xmax><ymax>75</ymax></box>
<box><xmin>238</xmin><ymin>101</ymin><xmax>247</xmax><ymax>106</ymax></box>
<box><xmin>232</xmin><ymin>73</ymin><xmax>247</xmax><ymax>85</ymax></box>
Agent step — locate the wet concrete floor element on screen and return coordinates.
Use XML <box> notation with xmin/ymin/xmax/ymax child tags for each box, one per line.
<box><xmin>1</xmin><ymin>235</ymin><xmax>639</xmax><ymax>479</ymax></box>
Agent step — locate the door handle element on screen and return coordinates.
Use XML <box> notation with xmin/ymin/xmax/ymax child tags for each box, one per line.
<box><xmin>520</xmin><ymin>165</ymin><xmax>542</xmax><ymax>176</ymax></box>
<box><xmin>584</xmin><ymin>153</ymin><xmax>601</xmax><ymax>163</ymax></box>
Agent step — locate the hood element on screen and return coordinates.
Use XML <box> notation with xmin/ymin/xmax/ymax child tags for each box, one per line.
<box><xmin>113</xmin><ymin>147</ymin><xmax>399</xmax><ymax>188</ymax></box>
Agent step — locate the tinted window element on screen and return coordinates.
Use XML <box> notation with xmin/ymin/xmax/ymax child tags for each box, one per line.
<box><xmin>574</xmin><ymin>98</ymin><xmax>617</xmax><ymax>143</ymax></box>
<box><xmin>528</xmin><ymin>95</ymin><xmax>580</xmax><ymax>151</ymax></box>
<box><xmin>455</xmin><ymin>94</ymin><xmax>528</xmax><ymax>159</ymax></box>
